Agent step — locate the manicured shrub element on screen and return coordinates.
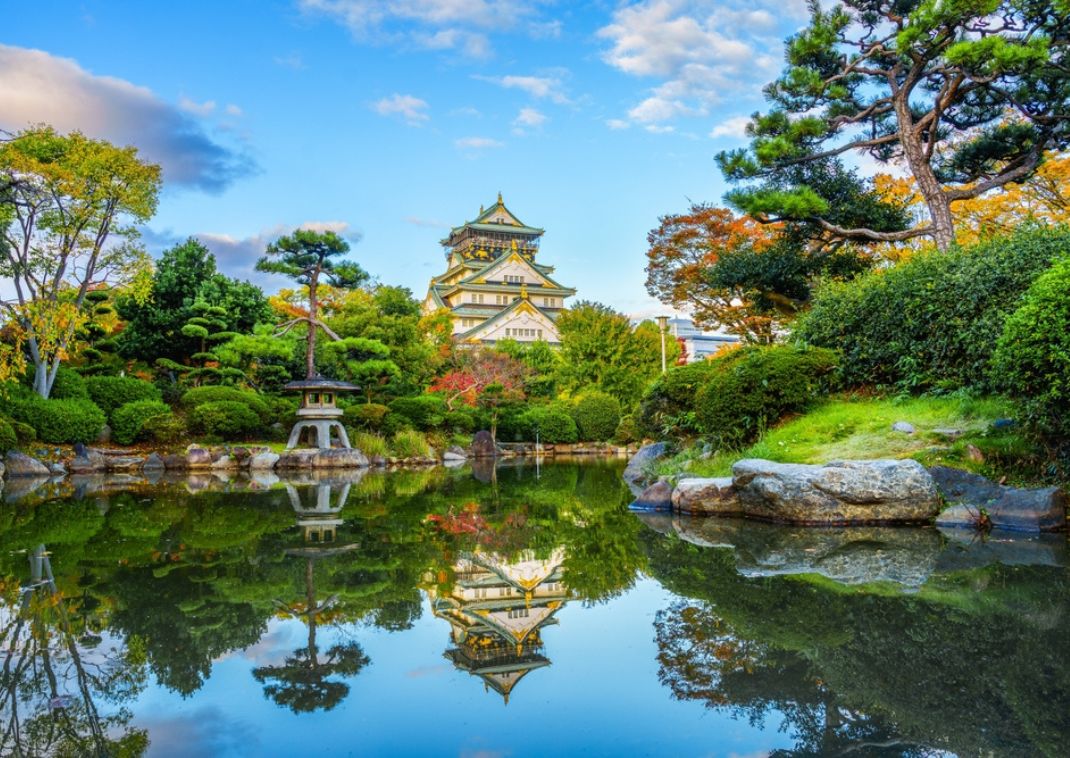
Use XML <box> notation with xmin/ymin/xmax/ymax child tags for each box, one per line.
<box><xmin>85</xmin><ymin>375</ymin><xmax>162</xmax><ymax>420</ymax></box>
<box><xmin>392</xmin><ymin>429</ymin><xmax>432</xmax><ymax>458</ymax></box>
<box><xmin>444</xmin><ymin>407</ymin><xmax>479</xmax><ymax>434</ymax></box>
<box><xmin>0</xmin><ymin>418</ymin><xmax>16</xmax><ymax>451</ymax></box>
<box><xmin>388</xmin><ymin>395</ymin><xmax>447</xmax><ymax>431</ymax></box>
<box><xmin>10</xmin><ymin>420</ymin><xmax>36</xmax><ymax>446</ymax></box>
<box><xmin>180</xmin><ymin>385</ymin><xmax>270</xmax><ymax>423</ymax></box>
<box><xmin>6</xmin><ymin>396</ymin><xmax>106</xmax><ymax>444</ymax></box>
<box><xmin>343</xmin><ymin>403</ymin><xmax>391</xmax><ymax>431</ymax></box>
<box><xmin>570</xmin><ymin>390</ymin><xmax>621</xmax><ymax>441</ymax></box>
<box><xmin>112</xmin><ymin>400</ymin><xmax>173</xmax><ymax>445</ymax></box>
<box><xmin>990</xmin><ymin>256</ymin><xmax>1070</xmax><ymax>447</ymax></box>
<box><xmin>353</xmin><ymin>431</ymin><xmax>390</xmax><ymax>459</ymax></box>
<box><xmin>614</xmin><ymin>414</ymin><xmax>640</xmax><ymax>444</ymax></box>
<box><xmin>264</xmin><ymin>395</ymin><xmax>298</xmax><ymax>426</ymax></box>
<box><xmin>189</xmin><ymin>400</ymin><xmax>260</xmax><ymax>440</ymax></box>
<box><xmin>797</xmin><ymin>226</ymin><xmax>1070</xmax><ymax>391</ymax></box>
<box><xmin>142</xmin><ymin>413</ymin><xmax>188</xmax><ymax>445</ymax></box>
<box><xmin>695</xmin><ymin>344</ymin><xmax>839</xmax><ymax>449</ymax></box>
<box><xmin>636</xmin><ymin>359</ymin><xmax>721</xmax><ymax>439</ymax></box>
<box><xmin>517</xmin><ymin>406</ymin><xmax>578</xmax><ymax>444</ymax></box>
<box><xmin>49</xmin><ymin>367</ymin><xmax>90</xmax><ymax>400</ymax></box>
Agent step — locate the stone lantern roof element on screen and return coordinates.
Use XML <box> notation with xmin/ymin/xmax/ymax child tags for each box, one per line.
<box><xmin>283</xmin><ymin>375</ymin><xmax>360</xmax><ymax>393</ymax></box>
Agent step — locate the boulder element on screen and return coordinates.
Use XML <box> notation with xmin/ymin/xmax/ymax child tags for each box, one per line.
<box><xmin>68</xmin><ymin>449</ymin><xmax>106</xmax><ymax>474</ymax></box>
<box><xmin>106</xmin><ymin>456</ymin><xmax>145</xmax><ymax>472</ymax></box>
<box><xmin>931</xmin><ymin>466</ymin><xmax>1067</xmax><ymax>533</ymax></box>
<box><xmin>211</xmin><ymin>455</ymin><xmax>235</xmax><ymax>469</ymax></box>
<box><xmin>443</xmin><ymin>446</ymin><xmax>468</xmax><ymax>462</ymax></box>
<box><xmin>891</xmin><ymin>421</ymin><xmax>916</xmax><ymax>434</ymax></box>
<box><xmin>672</xmin><ymin>477</ymin><xmax>741</xmax><ymax>516</ymax></box>
<box><xmin>49</xmin><ymin>462</ymin><xmax>67</xmax><ymax>476</ymax></box>
<box><xmin>248</xmin><ymin>451</ymin><xmax>280</xmax><ymax>471</ymax></box>
<box><xmin>630</xmin><ymin>478</ymin><xmax>674</xmax><ymax>511</ymax></box>
<box><xmin>142</xmin><ymin>452</ymin><xmax>166</xmax><ymax>473</ymax></box>
<box><xmin>3</xmin><ymin>452</ymin><xmax>50</xmax><ymax>478</ymax></box>
<box><xmin>277</xmin><ymin>448</ymin><xmax>369</xmax><ymax>469</ymax></box>
<box><xmin>731</xmin><ymin>458</ymin><xmax>940</xmax><ymax>525</ymax></box>
<box><xmin>623</xmin><ymin>442</ymin><xmax>670</xmax><ymax>494</ymax></box>
<box><xmin>469</xmin><ymin>431</ymin><xmax>498</xmax><ymax>459</ymax></box>
<box><xmin>162</xmin><ymin>453</ymin><xmax>189</xmax><ymax>470</ymax></box>
<box><xmin>185</xmin><ymin>446</ymin><xmax>214</xmax><ymax>469</ymax></box>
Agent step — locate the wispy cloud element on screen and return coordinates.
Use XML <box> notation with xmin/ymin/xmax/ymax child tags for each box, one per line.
<box><xmin>473</xmin><ymin>73</ymin><xmax>569</xmax><ymax>104</ymax></box>
<box><xmin>371</xmin><ymin>93</ymin><xmax>430</xmax><ymax>125</ymax></box>
<box><xmin>512</xmin><ymin>106</ymin><xmax>546</xmax><ymax>135</ymax></box>
<box><xmin>0</xmin><ymin>44</ymin><xmax>255</xmax><ymax>192</ymax></box>
<box><xmin>455</xmin><ymin>136</ymin><xmax>503</xmax><ymax>151</ymax></box>
<box><xmin>178</xmin><ymin>96</ymin><xmax>216</xmax><ymax>116</ymax></box>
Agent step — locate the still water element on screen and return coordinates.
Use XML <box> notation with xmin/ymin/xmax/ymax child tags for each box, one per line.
<box><xmin>1</xmin><ymin>461</ymin><xmax>1067</xmax><ymax>757</ymax></box>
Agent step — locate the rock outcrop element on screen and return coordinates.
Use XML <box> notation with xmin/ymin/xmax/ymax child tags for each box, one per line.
<box><xmin>931</xmin><ymin>466</ymin><xmax>1067</xmax><ymax>533</ymax></box>
<box><xmin>623</xmin><ymin>442</ymin><xmax>669</xmax><ymax>495</ymax></box>
<box><xmin>276</xmin><ymin>448</ymin><xmax>369</xmax><ymax>469</ymax></box>
<box><xmin>3</xmin><ymin>452</ymin><xmax>50</xmax><ymax>478</ymax></box>
<box><xmin>469</xmin><ymin>431</ymin><xmax>498</xmax><ymax>459</ymax></box>
<box><xmin>671</xmin><ymin>477</ymin><xmax>740</xmax><ymax>516</ymax></box>
<box><xmin>731</xmin><ymin>458</ymin><xmax>940</xmax><ymax>525</ymax></box>
<box><xmin>630</xmin><ymin>478</ymin><xmax>674</xmax><ymax>511</ymax></box>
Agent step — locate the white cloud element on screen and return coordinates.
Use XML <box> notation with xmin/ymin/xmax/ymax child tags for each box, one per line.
<box><xmin>0</xmin><ymin>45</ymin><xmax>254</xmax><ymax>192</ymax></box>
<box><xmin>179</xmin><ymin>97</ymin><xmax>216</xmax><ymax>116</ymax></box>
<box><xmin>645</xmin><ymin>124</ymin><xmax>675</xmax><ymax>134</ymax></box>
<box><xmin>225</xmin><ymin>103</ymin><xmax>243</xmax><ymax>117</ymax></box>
<box><xmin>606</xmin><ymin>118</ymin><xmax>630</xmax><ymax>130</ymax></box>
<box><xmin>454</xmin><ymin>136</ymin><xmax>504</xmax><ymax>150</ymax></box>
<box><xmin>371</xmin><ymin>93</ymin><xmax>430</xmax><ymax>124</ymax></box>
<box><xmin>709</xmin><ymin>115</ymin><xmax>751</xmax><ymax>139</ymax></box>
<box><xmin>513</xmin><ymin>107</ymin><xmax>546</xmax><ymax>129</ymax></box>
<box><xmin>473</xmin><ymin>73</ymin><xmax>570</xmax><ymax>104</ymax></box>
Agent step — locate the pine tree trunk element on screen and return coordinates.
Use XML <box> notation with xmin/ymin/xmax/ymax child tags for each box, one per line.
<box><xmin>895</xmin><ymin>94</ymin><xmax>956</xmax><ymax>251</ymax></box>
<box><xmin>306</xmin><ymin>277</ymin><xmax>318</xmax><ymax>380</ymax></box>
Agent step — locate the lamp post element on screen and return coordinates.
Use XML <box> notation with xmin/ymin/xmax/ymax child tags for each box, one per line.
<box><xmin>656</xmin><ymin>315</ymin><xmax>669</xmax><ymax>374</ymax></box>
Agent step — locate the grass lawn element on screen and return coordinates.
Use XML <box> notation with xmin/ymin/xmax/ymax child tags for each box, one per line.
<box><xmin>655</xmin><ymin>394</ymin><xmax>1040</xmax><ymax>483</ymax></box>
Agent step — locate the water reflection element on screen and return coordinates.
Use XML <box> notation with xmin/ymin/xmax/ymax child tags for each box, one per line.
<box><xmin>0</xmin><ymin>462</ymin><xmax>1065</xmax><ymax>756</ymax></box>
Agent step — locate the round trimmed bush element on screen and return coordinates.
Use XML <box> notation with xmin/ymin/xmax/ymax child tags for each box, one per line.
<box><xmin>343</xmin><ymin>403</ymin><xmax>391</xmax><ymax>431</ymax></box>
<box><xmin>990</xmin><ymin>256</ymin><xmax>1070</xmax><ymax>444</ymax></box>
<box><xmin>695</xmin><ymin>344</ymin><xmax>839</xmax><ymax>449</ymax></box>
<box><xmin>570</xmin><ymin>390</ymin><xmax>621</xmax><ymax>442</ymax></box>
<box><xmin>6</xmin><ymin>396</ymin><xmax>105</xmax><ymax>444</ymax></box>
<box><xmin>49</xmin><ymin>367</ymin><xmax>90</xmax><ymax>400</ymax></box>
<box><xmin>85</xmin><ymin>375</ymin><xmax>162</xmax><ymax>420</ymax></box>
<box><xmin>636</xmin><ymin>359</ymin><xmax>722</xmax><ymax>439</ymax></box>
<box><xmin>112</xmin><ymin>400</ymin><xmax>173</xmax><ymax>445</ymax></box>
<box><xmin>614</xmin><ymin>414</ymin><xmax>640</xmax><ymax>444</ymax></box>
<box><xmin>517</xmin><ymin>406</ymin><xmax>578</xmax><ymax>444</ymax></box>
<box><xmin>190</xmin><ymin>400</ymin><xmax>260</xmax><ymax>440</ymax></box>
<box><xmin>388</xmin><ymin>395</ymin><xmax>447</xmax><ymax>431</ymax></box>
<box><xmin>142</xmin><ymin>413</ymin><xmax>188</xmax><ymax>445</ymax></box>
<box><xmin>180</xmin><ymin>385</ymin><xmax>270</xmax><ymax>423</ymax></box>
<box><xmin>0</xmin><ymin>418</ymin><xmax>16</xmax><ymax>451</ymax></box>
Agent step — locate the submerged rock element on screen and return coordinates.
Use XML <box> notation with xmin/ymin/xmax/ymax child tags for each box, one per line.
<box><xmin>631</xmin><ymin>478</ymin><xmax>674</xmax><ymax>511</ymax></box>
<box><xmin>3</xmin><ymin>452</ymin><xmax>50</xmax><ymax>478</ymax></box>
<box><xmin>931</xmin><ymin>466</ymin><xmax>1067</xmax><ymax>533</ymax></box>
<box><xmin>672</xmin><ymin>477</ymin><xmax>740</xmax><ymax>516</ymax></box>
<box><xmin>732</xmin><ymin>458</ymin><xmax>940</xmax><ymax>525</ymax></box>
<box><xmin>623</xmin><ymin>442</ymin><xmax>669</xmax><ymax>494</ymax></box>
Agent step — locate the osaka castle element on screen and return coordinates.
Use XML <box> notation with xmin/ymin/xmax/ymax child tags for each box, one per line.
<box><xmin>423</xmin><ymin>193</ymin><xmax>576</xmax><ymax>345</ymax></box>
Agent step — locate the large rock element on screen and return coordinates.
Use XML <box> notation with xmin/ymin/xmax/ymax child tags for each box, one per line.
<box><xmin>106</xmin><ymin>455</ymin><xmax>145</xmax><ymax>472</ymax></box>
<box><xmin>3</xmin><ymin>452</ymin><xmax>50</xmax><ymax>478</ymax></box>
<box><xmin>731</xmin><ymin>458</ymin><xmax>940</xmax><ymax>525</ymax></box>
<box><xmin>672</xmin><ymin>477</ymin><xmax>741</xmax><ymax>516</ymax></box>
<box><xmin>248</xmin><ymin>451</ymin><xmax>280</xmax><ymax>470</ymax></box>
<box><xmin>142</xmin><ymin>452</ymin><xmax>166</xmax><ymax>473</ymax></box>
<box><xmin>277</xmin><ymin>447</ymin><xmax>369</xmax><ymax>469</ymax></box>
<box><xmin>185</xmin><ymin>446</ymin><xmax>214</xmax><ymax>469</ymax></box>
<box><xmin>630</xmin><ymin>478</ymin><xmax>674</xmax><ymax>511</ymax></box>
<box><xmin>469</xmin><ymin>431</ymin><xmax>498</xmax><ymax>459</ymax></box>
<box><xmin>623</xmin><ymin>442</ymin><xmax>669</xmax><ymax>494</ymax></box>
<box><xmin>443</xmin><ymin>446</ymin><xmax>468</xmax><ymax>462</ymax></box>
<box><xmin>931</xmin><ymin>466</ymin><xmax>1067</xmax><ymax>533</ymax></box>
<box><xmin>68</xmin><ymin>449</ymin><xmax>106</xmax><ymax>474</ymax></box>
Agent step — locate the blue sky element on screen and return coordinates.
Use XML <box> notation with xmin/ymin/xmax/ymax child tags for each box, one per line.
<box><xmin>2</xmin><ymin>0</ymin><xmax>811</xmax><ymax>316</ymax></box>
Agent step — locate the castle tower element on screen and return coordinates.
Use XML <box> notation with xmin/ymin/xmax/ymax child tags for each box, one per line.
<box><xmin>422</xmin><ymin>194</ymin><xmax>576</xmax><ymax>345</ymax></box>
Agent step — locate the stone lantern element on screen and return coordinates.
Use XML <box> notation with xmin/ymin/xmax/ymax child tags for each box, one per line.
<box><xmin>283</xmin><ymin>376</ymin><xmax>359</xmax><ymax>449</ymax></box>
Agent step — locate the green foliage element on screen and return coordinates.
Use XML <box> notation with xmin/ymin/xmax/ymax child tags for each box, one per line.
<box><xmin>990</xmin><ymin>256</ymin><xmax>1070</xmax><ymax>448</ymax></box>
<box><xmin>517</xmin><ymin>405</ymin><xmax>579</xmax><ymax>444</ymax></box>
<box><xmin>85</xmin><ymin>375</ymin><xmax>163</xmax><ymax>421</ymax></box>
<box><xmin>214</xmin><ymin>323</ymin><xmax>298</xmax><ymax>392</ymax></box>
<box><xmin>352</xmin><ymin>431</ymin><xmax>390</xmax><ymax>459</ymax></box>
<box><xmin>388</xmin><ymin>395</ymin><xmax>447</xmax><ymax>431</ymax></box>
<box><xmin>142</xmin><ymin>413</ymin><xmax>188</xmax><ymax>445</ymax></box>
<box><xmin>112</xmin><ymin>400</ymin><xmax>173</xmax><ymax>445</ymax></box>
<box><xmin>444</xmin><ymin>407</ymin><xmax>479</xmax><ymax>435</ymax></box>
<box><xmin>49</xmin><ymin>367</ymin><xmax>90</xmax><ymax>399</ymax></box>
<box><xmin>9</xmin><ymin>419</ymin><xmax>35</xmax><ymax>446</ymax></box>
<box><xmin>797</xmin><ymin>226</ymin><xmax>1069</xmax><ymax>391</ymax></box>
<box><xmin>0</xmin><ymin>417</ymin><xmax>16</xmax><ymax>451</ymax></box>
<box><xmin>6</xmin><ymin>395</ymin><xmax>105</xmax><ymax>443</ymax></box>
<box><xmin>614</xmin><ymin>414</ymin><xmax>640</xmax><ymax>444</ymax></box>
<box><xmin>570</xmin><ymin>390</ymin><xmax>622</xmax><ymax>442</ymax></box>
<box><xmin>180</xmin><ymin>385</ymin><xmax>271</xmax><ymax>423</ymax></box>
<box><xmin>189</xmin><ymin>400</ymin><xmax>260</xmax><ymax>440</ymax></box>
<box><xmin>695</xmin><ymin>345</ymin><xmax>839</xmax><ymax>448</ymax></box>
<box><xmin>343</xmin><ymin>403</ymin><xmax>390</xmax><ymax>432</ymax></box>
<box><xmin>637</xmin><ymin>360</ymin><xmax>722</xmax><ymax>439</ymax></box>
<box><xmin>391</xmin><ymin>429</ymin><xmax>431</xmax><ymax>458</ymax></box>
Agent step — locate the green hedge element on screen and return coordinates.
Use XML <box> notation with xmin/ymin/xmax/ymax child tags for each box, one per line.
<box><xmin>990</xmin><ymin>256</ymin><xmax>1070</xmax><ymax>446</ymax></box>
<box><xmin>695</xmin><ymin>344</ymin><xmax>839</xmax><ymax>449</ymax></box>
<box><xmin>0</xmin><ymin>418</ymin><xmax>15</xmax><ymax>451</ymax></box>
<box><xmin>797</xmin><ymin>226</ymin><xmax>1070</xmax><ymax>391</ymax></box>
<box><xmin>517</xmin><ymin>406</ymin><xmax>578</xmax><ymax>444</ymax></box>
<box><xmin>343</xmin><ymin>403</ymin><xmax>391</xmax><ymax>432</ymax></box>
<box><xmin>570</xmin><ymin>390</ymin><xmax>621</xmax><ymax>442</ymax></box>
<box><xmin>190</xmin><ymin>400</ymin><xmax>260</xmax><ymax>440</ymax></box>
<box><xmin>636</xmin><ymin>360</ymin><xmax>722</xmax><ymax>439</ymax></box>
<box><xmin>49</xmin><ymin>367</ymin><xmax>90</xmax><ymax>400</ymax></box>
<box><xmin>180</xmin><ymin>385</ymin><xmax>270</xmax><ymax>423</ymax></box>
<box><xmin>85</xmin><ymin>375</ymin><xmax>162</xmax><ymax>420</ymax></box>
<box><xmin>388</xmin><ymin>395</ymin><xmax>447</xmax><ymax>431</ymax></box>
<box><xmin>6</xmin><ymin>396</ymin><xmax>106</xmax><ymax>444</ymax></box>
<box><xmin>112</xmin><ymin>400</ymin><xmax>173</xmax><ymax>445</ymax></box>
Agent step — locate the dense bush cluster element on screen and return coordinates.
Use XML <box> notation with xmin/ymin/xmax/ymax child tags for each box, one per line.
<box><xmin>86</xmin><ymin>376</ymin><xmax>162</xmax><ymax>420</ymax></box>
<box><xmin>5</xmin><ymin>394</ymin><xmax>106</xmax><ymax>443</ymax></box>
<box><xmin>636</xmin><ymin>360</ymin><xmax>722</xmax><ymax>439</ymax></box>
<box><xmin>344</xmin><ymin>403</ymin><xmax>390</xmax><ymax>431</ymax></box>
<box><xmin>49</xmin><ymin>368</ymin><xmax>90</xmax><ymax>400</ymax></box>
<box><xmin>990</xmin><ymin>256</ymin><xmax>1070</xmax><ymax>448</ymax></box>
<box><xmin>570</xmin><ymin>390</ymin><xmax>621</xmax><ymax>442</ymax></box>
<box><xmin>517</xmin><ymin>405</ymin><xmax>578</xmax><ymax>444</ymax></box>
<box><xmin>388</xmin><ymin>396</ymin><xmax>447</xmax><ymax>431</ymax></box>
<box><xmin>112</xmin><ymin>400</ymin><xmax>174</xmax><ymax>445</ymax></box>
<box><xmin>0</xmin><ymin>418</ymin><xmax>16</xmax><ymax>451</ymax></box>
<box><xmin>190</xmin><ymin>400</ymin><xmax>260</xmax><ymax>440</ymax></box>
<box><xmin>181</xmin><ymin>386</ymin><xmax>271</xmax><ymax>423</ymax></box>
<box><xmin>797</xmin><ymin>227</ymin><xmax>1070</xmax><ymax>391</ymax></box>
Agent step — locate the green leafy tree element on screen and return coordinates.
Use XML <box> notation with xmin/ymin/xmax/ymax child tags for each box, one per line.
<box><xmin>214</xmin><ymin>323</ymin><xmax>300</xmax><ymax>392</ymax></box>
<box><xmin>257</xmin><ymin>230</ymin><xmax>368</xmax><ymax>379</ymax></box>
<box><xmin>719</xmin><ymin>0</ymin><xmax>1070</xmax><ymax>251</ymax></box>
<box><xmin>319</xmin><ymin>337</ymin><xmax>400</xmax><ymax>402</ymax></box>
<box><xmin>0</xmin><ymin>125</ymin><xmax>160</xmax><ymax>396</ymax></box>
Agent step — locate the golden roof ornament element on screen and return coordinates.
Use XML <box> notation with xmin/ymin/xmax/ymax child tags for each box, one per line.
<box><xmin>497</xmin><ymin>191</ymin><xmax>503</xmax><ymax>205</ymax></box>
<box><xmin>520</xmin><ymin>282</ymin><xmax>528</xmax><ymax>299</ymax></box>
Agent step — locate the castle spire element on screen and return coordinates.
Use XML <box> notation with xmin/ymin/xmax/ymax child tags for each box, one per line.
<box><xmin>497</xmin><ymin>190</ymin><xmax>503</xmax><ymax>205</ymax></box>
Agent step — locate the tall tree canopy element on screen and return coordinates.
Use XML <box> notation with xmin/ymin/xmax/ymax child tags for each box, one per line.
<box><xmin>257</xmin><ymin>229</ymin><xmax>367</xmax><ymax>379</ymax></box>
<box><xmin>0</xmin><ymin>126</ymin><xmax>160</xmax><ymax>396</ymax></box>
<box><xmin>719</xmin><ymin>0</ymin><xmax>1070</xmax><ymax>250</ymax></box>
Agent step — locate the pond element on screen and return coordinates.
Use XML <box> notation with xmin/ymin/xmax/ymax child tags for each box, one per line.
<box><xmin>1</xmin><ymin>461</ymin><xmax>1067</xmax><ymax>757</ymax></box>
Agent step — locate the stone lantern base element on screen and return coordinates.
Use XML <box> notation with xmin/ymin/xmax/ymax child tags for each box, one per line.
<box><xmin>286</xmin><ymin>419</ymin><xmax>351</xmax><ymax>450</ymax></box>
